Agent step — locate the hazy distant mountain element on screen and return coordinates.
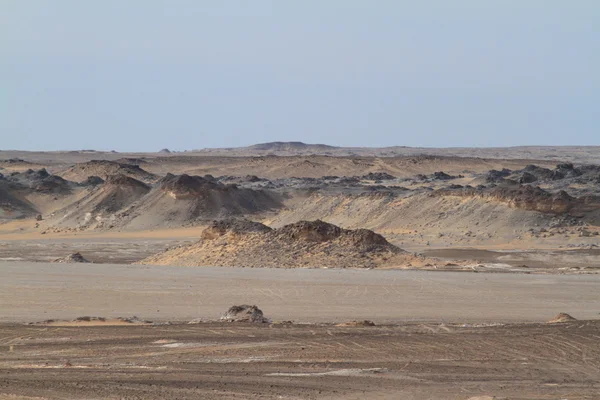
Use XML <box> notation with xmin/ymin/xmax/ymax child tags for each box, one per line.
<box><xmin>2</xmin><ymin>142</ymin><xmax>600</xmax><ymax>164</ymax></box>
<box><xmin>193</xmin><ymin>142</ymin><xmax>600</xmax><ymax>163</ymax></box>
<box><xmin>247</xmin><ymin>142</ymin><xmax>336</xmax><ymax>152</ymax></box>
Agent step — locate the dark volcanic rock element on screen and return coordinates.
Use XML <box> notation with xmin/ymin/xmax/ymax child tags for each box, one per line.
<box><xmin>431</xmin><ymin>171</ymin><xmax>458</xmax><ymax>180</ymax></box>
<box><xmin>36</xmin><ymin>176</ymin><xmax>71</xmax><ymax>194</ymax></box>
<box><xmin>519</xmin><ymin>172</ymin><xmax>538</xmax><ymax>184</ymax></box>
<box><xmin>553</xmin><ymin>163</ymin><xmax>582</xmax><ymax>180</ymax></box>
<box><xmin>486</xmin><ymin>169</ymin><xmax>512</xmax><ymax>182</ymax></box>
<box><xmin>8</xmin><ymin>169</ymin><xmax>74</xmax><ymax>194</ymax></box>
<box><xmin>522</xmin><ymin>165</ymin><xmax>554</xmax><ymax>180</ymax></box>
<box><xmin>362</xmin><ymin>172</ymin><xmax>396</xmax><ymax>181</ymax></box>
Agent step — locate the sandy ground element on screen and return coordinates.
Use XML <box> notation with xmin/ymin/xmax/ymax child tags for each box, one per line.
<box><xmin>0</xmin><ymin>321</ymin><xmax>599</xmax><ymax>399</ymax></box>
<box><xmin>1</xmin><ymin>145</ymin><xmax>599</xmax><ymax>398</ymax></box>
<box><xmin>1</xmin><ymin>262</ymin><xmax>599</xmax><ymax>324</ymax></box>
<box><xmin>1</xmin><ymin>263</ymin><xmax>600</xmax><ymax>399</ymax></box>
<box><xmin>0</xmin><ymin>220</ymin><xmax>204</xmax><ymax>240</ymax></box>
<box><xmin>1</xmin><ymin>222</ymin><xmax>598</xmax><ymax>270</ymax></box>
<box><xmin>0</xmin><ymin>223</ymin><xmax>200</xmax><ymax>263</ymax></box>
<box><xmin>421</xmin><ymin>247</ymin><xmax>600</xmax><ymax>271</ymax></box>
<box><xmin>0</xmin><ymin>237</ymin><xmax>194</xmax><ymax>264</ymax></box>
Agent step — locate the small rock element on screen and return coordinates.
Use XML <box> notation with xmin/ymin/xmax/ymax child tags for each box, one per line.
<box><xmin>336</xmin><ymin>320</ymin><xmax>376</xmax><ymax>327</ymax></box>
<box><xmin>547</xmin><ymin>312</ymin><xmax>577</xmax><ymax>324</ymax></box>
<box><xmin>220</xmin><ymin>305</ymin><xmax>270</xmax><ymax>323</ymax></box>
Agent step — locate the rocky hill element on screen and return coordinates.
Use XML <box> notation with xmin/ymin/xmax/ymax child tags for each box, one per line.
<box><xmin>116</xmin><ymin>174</ymin><xmax>282</xmax><ymax>230</ymax></box>
<box><xmin>58</xmin><ymin>160</ymin><xmax>157</xmax><ymax>184</ymax></box>
<box><xmin>0</xmin><ymin>169</ymin><xmax>82</xmax><ymax>220</ymax></box>
<box><xmin>434</xmin><ymin>185</ymin><xmax>600</xmax><ymax>215</ymax></box>
<box><xmin>139</xmin><ymin>219</ymin><xmax>428</xmax><ymax>269</ymax></box>
<box><xmin>43</xmin><ymin>173</ymin><xmax>282</xmax><ymax>231</ymax></box>
<box><xmin>46</xmin><ymin>174</ymin><xmax>151</xmax><ymax>230</ymax></box>
<box><xmin>247</xmin><ymin>141</ymin><xmax>335</xmax><ymax>153</ymax></box>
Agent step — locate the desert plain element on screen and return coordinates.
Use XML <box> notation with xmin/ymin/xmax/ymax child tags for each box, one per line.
<box><xmin>1</xmin><ymin>143</ymin><xmax>599</xmax><ymax>399</ymax></box>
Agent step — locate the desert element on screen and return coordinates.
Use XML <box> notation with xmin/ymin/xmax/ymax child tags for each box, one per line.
<box><xmin>1</xmin><ymin>143</ymin><xmax>600</xmax><ymax>399</ymax></box>
<box><xmin>1</xmin><ymin>144</ymin><xmax>599</xmax><ymax>271</ymax></box>
<box><xmin>3</xmin><ymin>2</ymin><xmax>600</xmax><ymax>398</ymax></box>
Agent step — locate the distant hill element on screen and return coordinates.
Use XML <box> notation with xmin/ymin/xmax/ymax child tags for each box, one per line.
<box><xmin>2</xmin><ymin>143</ymin><xmax>600</xmax><ymax>164</ymax></box>
<box><xmin>247</xmin><ymin>142</ymin><xmax>335</xmax><ymax>152</ymax></box>
<box><xmin>192</xmin><ymin>143</ymin><xmax>600</xmax><ymax>164</ymax></box>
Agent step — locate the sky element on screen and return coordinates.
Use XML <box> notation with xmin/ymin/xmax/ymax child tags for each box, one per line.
<box><xmin>1</xmin><ymin>1</ymin><xmax>599</xmax><ymax>151</ymax></box>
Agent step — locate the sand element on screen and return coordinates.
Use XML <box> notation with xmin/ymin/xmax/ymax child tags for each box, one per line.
<box><xmin>1</xmin><ymin>319</ymin><xmax>599</xmax><ymax>399</ymax></box>
<box><xmin>1</xmin><ymin>145</ymin><xmax>600</xmax><ymax>399</ymax></box>
<box><xmin>1</xmin><ymin>262</ymin><xmax>599</xmax><ymax>323</ymax></box>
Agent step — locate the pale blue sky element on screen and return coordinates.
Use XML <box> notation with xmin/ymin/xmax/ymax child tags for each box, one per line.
<box><xmin>1</xmin><ymin>1</ymin><xmax>599</xmax><ymax>151</ymax></box>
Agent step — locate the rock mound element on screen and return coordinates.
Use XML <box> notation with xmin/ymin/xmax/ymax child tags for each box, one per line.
<box><xmin>220</xmin><ymin>305</ymin><xmax>269</xmax><ymax>323</ymax></box>
<box><xmin>275</xmin><ymin>220</ymin><xmax>390</xmax><ymax>251</ymax></box>
<box><xmin>201</xmin><ymin>218</ymin><xmax>272</xmax><ymax>239</ymax></box>
<box><xmin>219</xmin><ymin>175</ymin><xmax>267</xmax><ymax>184</ymax></box>
<box><xmin>519</xmin><ymin>171</ymin><xmax>538</xmax><ymax>184</ymax></box>
<box><xmin>7</xmin><ymin>169</ymin><xmax>74</xmax><ymax>194</ymax></box>
<box><xmin>486</xmin><ymin>168</ymin><xmax>512</xmax><ymax>182</ymax></box>
<box><xmin>60</xmin><ymin>160</ymin><xmax>156</xmax><ymax>184</ymax></box>
<box><xmin>0</xmin><ymin>158</ymin><xmax>30</xmax><ymax>166</ymax></box>
<box><xmin>341</xmin><ymin>228</ymin><xmax>390</xmax><ymax>249</ymax></box>
<box><xmin>74</xmin><ymin>316</ymin><xmax>105</xmax><ymax>322</ymax></box>
<box><xmin>276</xmin><ymin>220</ymin><xmax>343</xmax><ymax>242</ymax></box>
<box><xmin>362</xmin><ymin>172</ymin><xmax>396</xmax><ymax>181</ymax></box>
<box><xmin>431</xmin><ymin>171</ymin><xmax>458</xmax><ymax>180</ymax></box>
<box><xmin>159</xmin><ymin>173</ymin><xmax>221</xmax><ymax>199</ymax></box>
<box><xmin>499</xmin><ymin>163</ymin><xmax>600</xmax><ymax>190</ymax></box>
<box><xmin>547</xmin><ymin>313</ymin><xmax>577</xmax><ymax>323</ymax></box>
<box><xmin>139</xmin><ymin>220</ymin><xmax>426</xmax><ymax>269</ymax></box>
<box><xmin>105</xmin><ymin>174</ymin><xmax>150</xmax><ymax>189</ymax></box>
<box><xmin>336</xmin><ymin>320</ymin><xmax>376</xmax><ymax>327</ymax></box>
<box><xmin>53</xmin><ymin>252</ymin><xmax>90</xmax><ymax>263</ymax></box>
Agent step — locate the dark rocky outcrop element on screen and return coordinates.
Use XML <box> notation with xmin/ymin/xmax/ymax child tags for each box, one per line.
<box><xmin>435</xmin><ymin>185</ymin><xmax>586</xmax><ymax>214</ymax></box>
<box><xmin>486</xmin><ymin>168</ymin><xmax>512</xmax><ymax>182</ymax></box>
<box><xmin>361</xmin><ymin>172</ymin><xmax>396</xmax><ymax>181</ymax></box>
<box><xmin>53</xmin><ymin>252</ymin><xmax>90</xmax><ymax>263</ymax></box>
